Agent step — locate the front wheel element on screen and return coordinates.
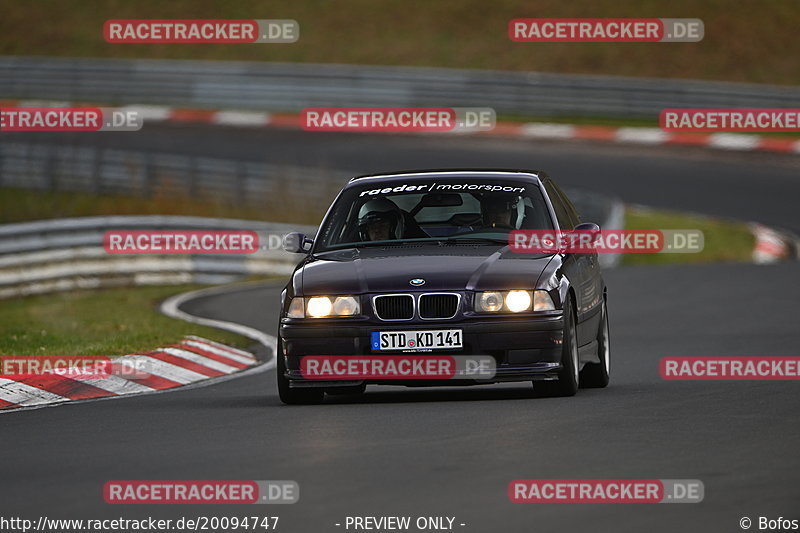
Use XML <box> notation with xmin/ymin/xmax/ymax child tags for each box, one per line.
<box><xmin>580</xmin><ymin>298</ymin><xmax>610</xmax><ymax>389</ymax></box>
<box><xmin>276</xmin><ymin>343</ymin><xmax>324</xmax><ymax>405</ymax></box>
<box><xmin>534</xmin><ymin>294</ymin><xmax>579</xmax><ymax>397</ymax></box>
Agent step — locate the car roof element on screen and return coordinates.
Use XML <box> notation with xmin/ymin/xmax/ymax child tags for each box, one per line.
<box><xmin>347</xmin><ymin>169</ymin><xmax>545</xmax><ymax>187</ymax></box>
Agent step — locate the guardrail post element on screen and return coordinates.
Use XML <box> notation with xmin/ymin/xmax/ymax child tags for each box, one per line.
<box><xmin>45</xmin><ymin>145</ymin><xmax>57</xmax><ymax>192</ymax></box>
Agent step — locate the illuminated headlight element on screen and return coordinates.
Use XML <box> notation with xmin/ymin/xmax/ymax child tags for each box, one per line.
<box><xmin>307</xmin><ymin>296</ymin><xmax>333</xmax><ymax>317</ymax></box>
<box><xmin>475</xmin><ymin>290</ymin><xmax>554</xmax><ymax>313</ymax></box>
<box><xmin>288</xmin><ymin>296</ymin><xmax>361</xmax><ymax>318</ymax></box>
<box><xmin>505</xmin><ymin>290</ymin><xmax>532</xmax><ymax>312</ymax></box>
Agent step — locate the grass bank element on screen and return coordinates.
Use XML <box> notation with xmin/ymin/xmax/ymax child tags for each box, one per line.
<box><xmin>0</xmin><ymin>0</ymin><xmax>797</xmax><ymax>85</ymax></box>
<box><xmin>0</xmin><ymin>285</ymin><xmax>253</xmax><ymax>355</ymax></box>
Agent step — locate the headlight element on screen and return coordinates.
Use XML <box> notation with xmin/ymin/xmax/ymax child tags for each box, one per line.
<box><xmin>505</xmin><ymin>290</ymin><xmax>532</xmax><ymax>312</ymax></box>
<box><xmin>331</xmin><ymin>296</ymin><xmax>360</xmax><ymax>316</ymax></box>
<box><xmin>533</xmin><ymin>290</ymin><xmax>555</xmax><ymax>311</ymax></box>
<box><xmin>477</xmin><ymin>291</ymin><xmax>504</xmax><ymax>312</ymax></box>
<box><xmin>288</xmin><ymin>296</ymin><xmax>361</xmax><ymax>318</ymax></box>
<box><xmin>307</xmin><ymin>296</ymin><xmax>333</xmax><ymax>318</ymax></box>
<box><xmin>475</xmin><ymin>290</ymin><xmax>554</xmax><ymax>313</ymax></box>
<box><xmin>287</xmin><ymin>297</ymin><xmax>305</xmax><ymax>318</ymax></box>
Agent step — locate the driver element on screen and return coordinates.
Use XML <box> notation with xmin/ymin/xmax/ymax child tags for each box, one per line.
<box><xmin>481</xmin><ymin>194</ymin><xmax>519</xmax><ymax>229</ymax></box>
<box><xmin>358</xmin><ymin>198</ymin><xmax>405</xmax><ymax>241</ymax></box>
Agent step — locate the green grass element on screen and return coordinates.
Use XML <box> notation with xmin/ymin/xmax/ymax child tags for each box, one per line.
<box><xmin>0</xmin><ymin>0</ymin><xmax>798</xmax><ymax>85</ymax></box>
<box><xmin>622</xmin><ymin>206</ymin><xmax>755</xmax><ymax>265</ymax></box>
<box><xmin>0</xmin><ymin>285</ymin><xmax>252</xmax><ymax>355</ymax></box>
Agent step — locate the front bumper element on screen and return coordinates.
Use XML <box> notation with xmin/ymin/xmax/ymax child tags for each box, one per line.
<box><xmin>280</xmin><ymin>314</ymin><xmax>564</xmax><ymax>387</ymax></box>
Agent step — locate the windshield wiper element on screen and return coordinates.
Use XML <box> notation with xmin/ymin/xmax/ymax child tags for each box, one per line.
<box><xmin>437</xmin><ymin>237</ymin><xmax>509</xmax><ymax>245</ymax></box>
<box><xmin>348</xmin><ymin>239</ymin><xmax>422</xmax><ymax>248</ymax></box>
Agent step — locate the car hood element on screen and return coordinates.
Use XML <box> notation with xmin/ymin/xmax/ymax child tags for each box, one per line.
<box><xmin>299</xmin><ymin>245</ymin><xmax>555</xmax><ymax>294</ymax></box>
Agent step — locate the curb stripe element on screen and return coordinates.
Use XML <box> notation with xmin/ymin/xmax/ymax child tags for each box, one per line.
<box><xmin>127</xmin><ymin>356</ymin><xmax>212</xmax><ymax>385</ymax></box>
<box><xmin>3</xmin><ymin>99</ymin><xmax>798</xmax><ymax>154</ymax></box>
<box><xmin>182</xmin><ymin>339</ymin><xmax>256</xmax><ymax>365</ymax></box>
<box><xmin>104</xmin><ymin>367</ymin><xmax>181</xmax><ymax>390</ymax></box>
<box><xmin>70</xmin><ymin>374</ymin><xmax>156</xmax><ymax>395</ymax></box>
<box><xmin>0</xmin><ymin>337</ymin><xmax>260</xmax><ymax>413</ymax></box>
<box><xmin>0</xmin><ymin>398</ymin><xmax>19</xmax><ymax>409</ymax></box>
<box><xmin>751</xmin><ymin>223</ymin><xmax>791</xmax><ymax>264</ymax></box>
<box><xmin>185</xmin><ymin>335</ymin><xmax>256</xmax><ymax>359</ymax></box>
<box><xmin>174</xmin><ymin>343</ymin><xmax>250</xmax><ymax>369</ymax></box>
<box><xmin>147</xmin><ymin>350</ymin><xmax>225</xmax><ymax>378</ymax></box>
<box><xmin>18</xmin><ymin>375</ymin><xmax>112</xmax><ymax>400</ymax></box>
<box><xmin>0</xmin><ymin>378</ymin><xmax>68</xmax><ymax>406</ymax></box>
<box><xmin>161</xmin><ymin>347</ymin><xmax>240</xmax><ymax>374</ymax></box>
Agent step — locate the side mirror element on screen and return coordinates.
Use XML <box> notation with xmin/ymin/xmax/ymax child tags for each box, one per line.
<box><xmin>574</xmin><ymin>222</ymin><xmax>600</xmax><ymax>235</ymax></box>
<box><xmin>283</xmin><ymin>232</ymin><xmax>313</xmax><ymax>254</ymax></box>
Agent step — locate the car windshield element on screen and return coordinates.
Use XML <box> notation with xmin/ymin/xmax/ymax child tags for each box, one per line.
<box><xmin>315</xmin><ymin>177</ymin><xmax>555</xmax><ymax>251</ymax></box>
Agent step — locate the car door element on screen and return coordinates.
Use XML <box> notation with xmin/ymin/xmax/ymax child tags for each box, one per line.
<box><xmin>543</xmin><ymin>179</ymin><xmax>601</xmax><ymax>348</ymax></box>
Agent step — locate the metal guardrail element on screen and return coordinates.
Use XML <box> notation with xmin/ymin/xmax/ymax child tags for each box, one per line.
<box><xmin>1</xmin><ymin>56</ymin><xmax>799</xmax><ymax>118</ymax></box>
<box><xmin>0</xmin><ymin>141</ymin><xmax>346</xmax><ymax>213</ymax></box>
<box><xmin>0</xmin><ymin>216</ymin><xmax>316</xmax><ymax>299</ymax></box>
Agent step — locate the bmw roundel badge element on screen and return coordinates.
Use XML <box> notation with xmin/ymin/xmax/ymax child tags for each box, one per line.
<box><xmin>409</xmin><ymin>278</ymin><xmax>426</xmax><ymax>286</ymax></box>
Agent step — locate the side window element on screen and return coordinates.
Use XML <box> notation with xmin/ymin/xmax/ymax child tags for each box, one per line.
<box><xmin>549</xmin><ymin>181</ymin><xmax>582</xmax><ymax>226</ymax></box>
<box><xmin>543</xmin><ymin>180</ymin><xmax>574</xmax><ymax>229</ymax></box>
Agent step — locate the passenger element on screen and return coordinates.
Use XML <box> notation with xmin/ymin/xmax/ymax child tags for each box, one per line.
<box><xmin>481</xmin><ymin>194</ymin><xmax>519</xmax><ymax>229</ymax></box>
<box><xmin>358</xmin><ymin>198</ymin><xmax>405</xmax><ymax>241</ymax></box>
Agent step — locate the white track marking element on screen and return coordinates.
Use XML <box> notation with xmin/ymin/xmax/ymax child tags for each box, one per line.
<box><xmin>69</xmin><ymin>374</ymin><xmax>155</xmax><ymax>395</ymax></box>
<box><xmin>181</xmin><ymin>340</ymin><xmax>256</xmax><ymax>365</ymax></box>
<box><xmin>615</xmin><ymin>127</ymin><xmax>669</xmax><ymax>144</ymax></box>
<box><xmin>161</xmin><ymin>347</ymin><xmax>240</xmax><ymax>374</ymax></box>
<box><xmin>212</xmin><ymin>111</ymin><xmax>271</xmax><ymax>127</ymax></box>
<box><xmin>520</xmin><ymin>123</ymin><xmax>576</xmax><ymax>139</ymax></box>
<box><xmin>129</xmin><ymin>356</ymin><xmax>209</xmax><ymax>384</ymax></box>
<box><xmin>185</xmin><ymin>335</ymin><xmax>255</xmax><ymax>358</ymax></box>
<box><xmin>0</xmin><ymin>378</ymin><xmax>68</xmax><ymax>406</ymax></box>
<box><xmin>161</xmin><ymin>283</ymin><xmax>277</xmax><ymax>368</ymax></box>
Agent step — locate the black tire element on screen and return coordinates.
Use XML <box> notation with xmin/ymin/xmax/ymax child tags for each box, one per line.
<box><xmin>580</xmin><ymin>297</ymin><xmax>610</xmax><ymax>389</ymax></box>
<box><xmin>534</xmin><ymin>293</ymin><xmax>579</xmax><ymax>397</ymax></box>
<box><xmin>276</xmin><ymin>342</ymin><xmax>324</xmax><ymax>405</ymax></box>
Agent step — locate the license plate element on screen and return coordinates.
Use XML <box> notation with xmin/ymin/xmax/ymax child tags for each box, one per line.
<box><xmin>371</xmin><ymin>330</ymin><xmax>463</xmax><ymax>351</ymax></box>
